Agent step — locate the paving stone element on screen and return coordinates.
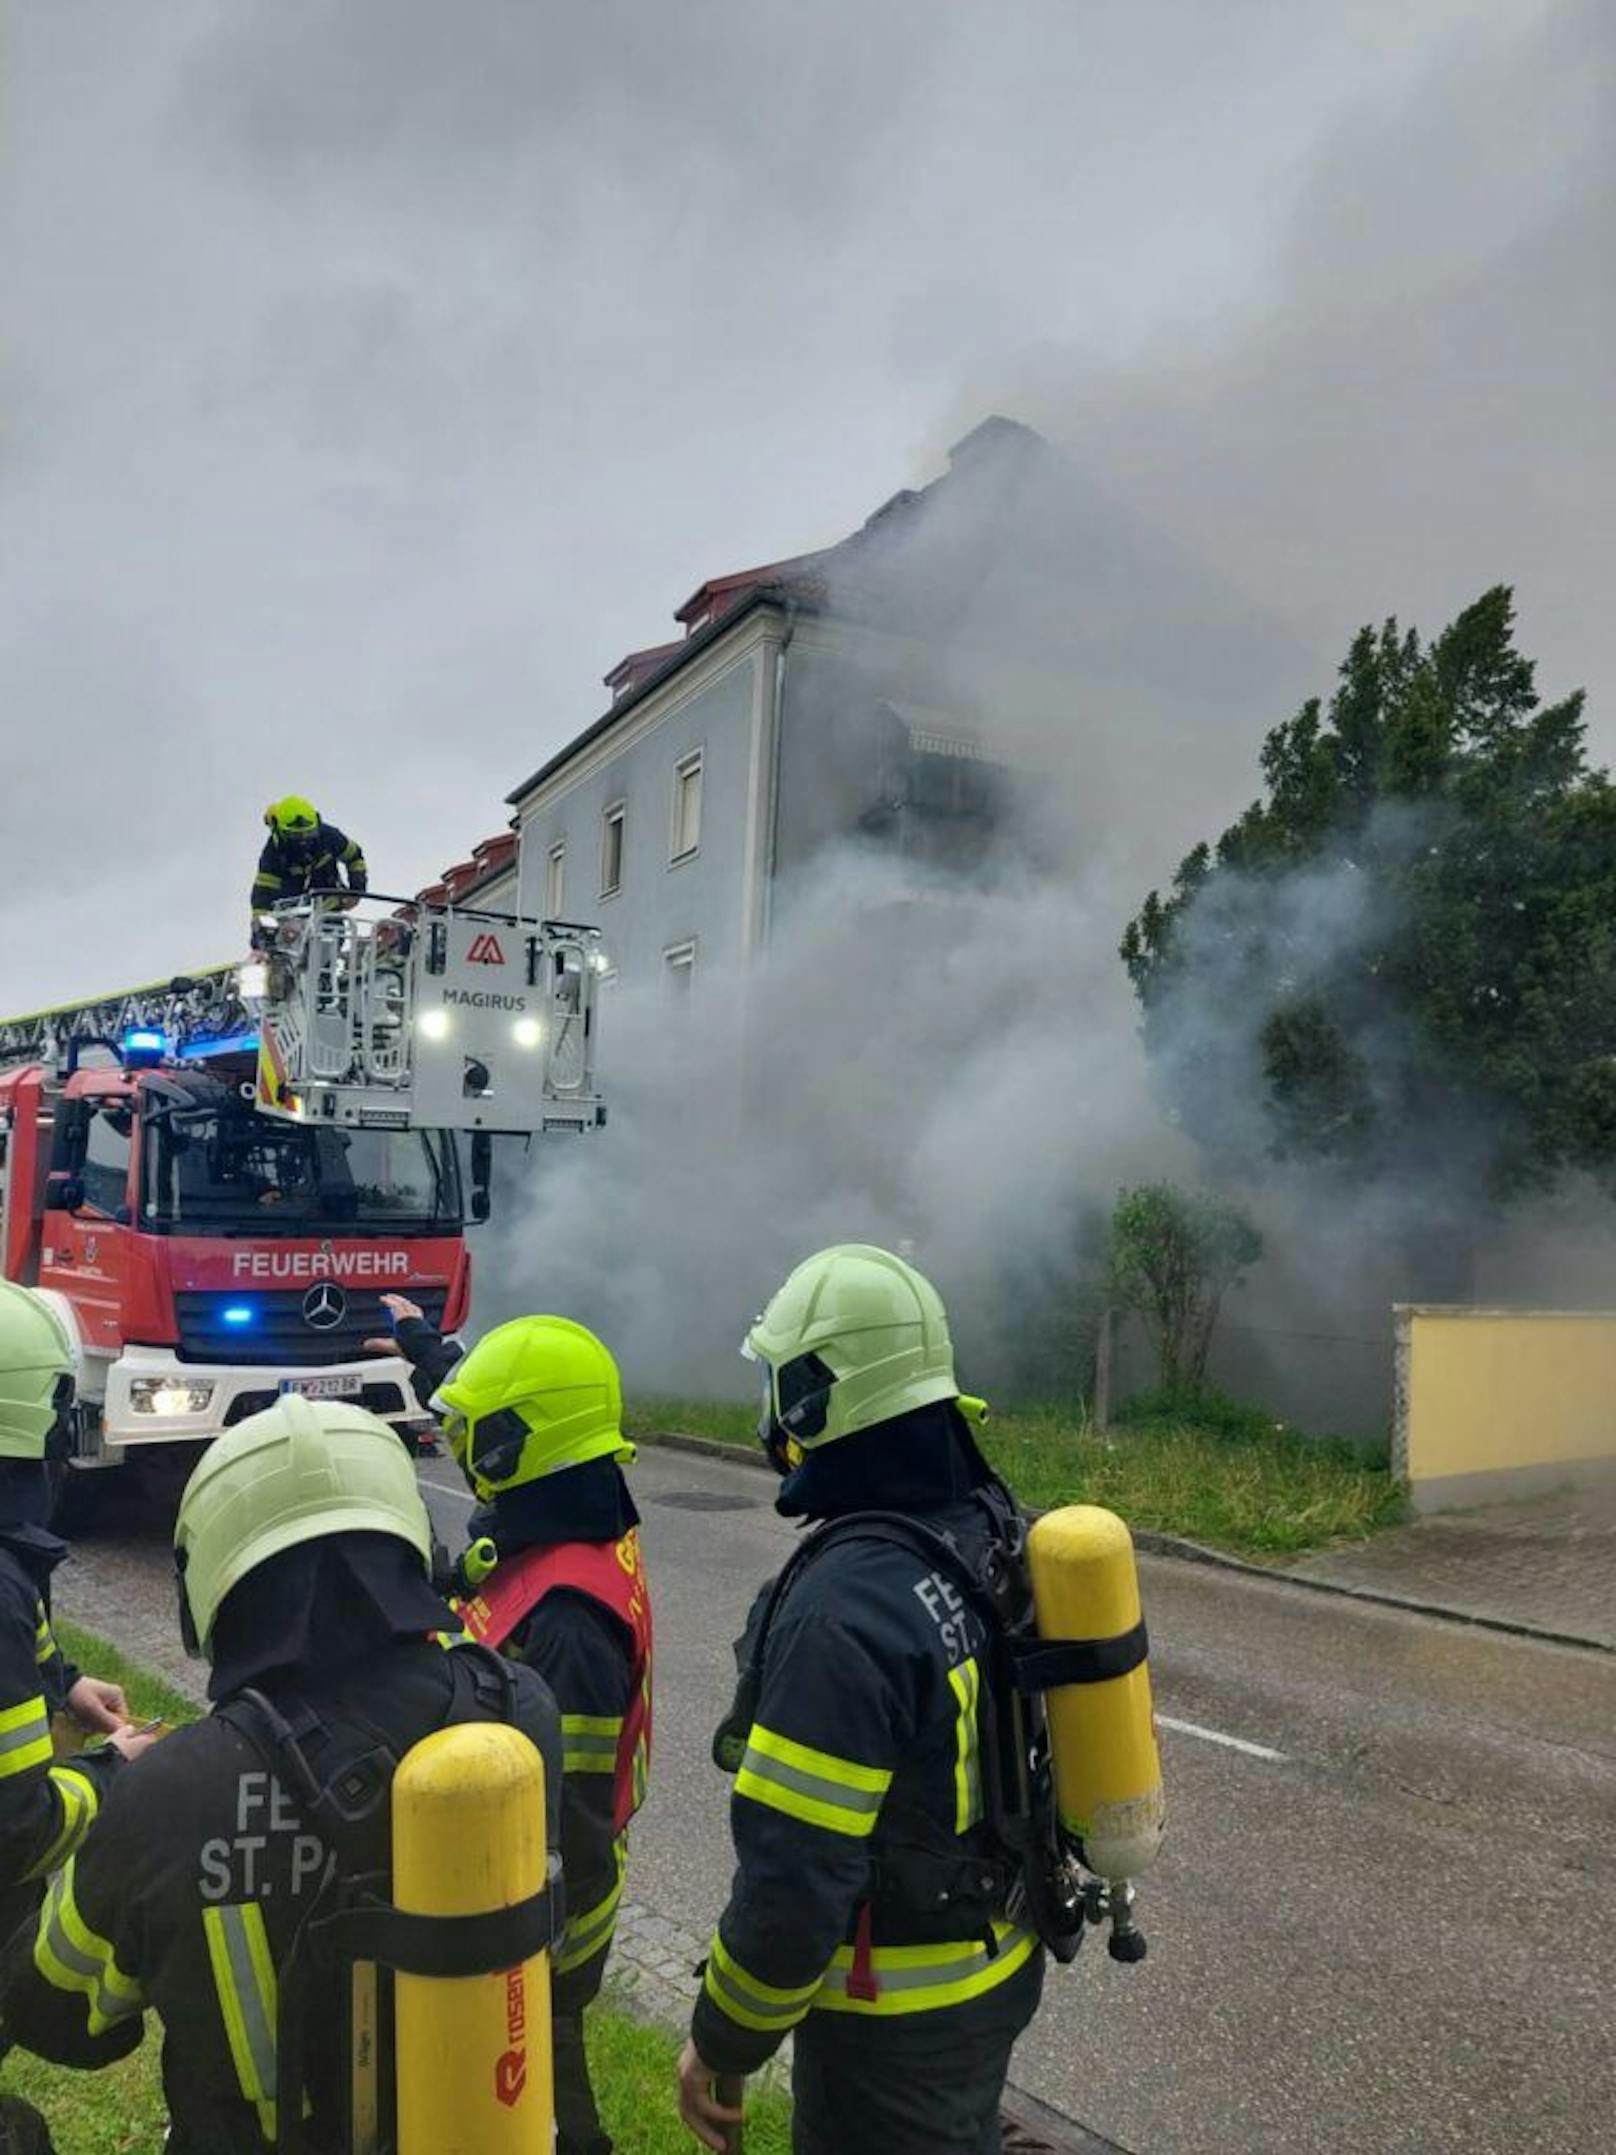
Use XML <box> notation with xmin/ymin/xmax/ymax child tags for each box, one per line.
<box><xmin>1287</xmin><ymin>1484</ymin><xmax>1616</xmax><ymax>1646</ymax></box>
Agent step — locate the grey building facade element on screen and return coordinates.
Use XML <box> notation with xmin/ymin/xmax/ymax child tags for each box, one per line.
<box><xmin>504</xmin><ymin>418</ymin><xmax>1038</xmax><ymax>989</ymax></box>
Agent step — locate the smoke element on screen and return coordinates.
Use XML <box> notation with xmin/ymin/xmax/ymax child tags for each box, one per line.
<box><xmin>5</xmin><ymin>4</ymin><xmax>1611</xmax><ymax>1422</ymax></box>
<box><xmin>479</xmin><ymin>0</ymin><xmax>1616</xmax><ymax>1423</ymax></box>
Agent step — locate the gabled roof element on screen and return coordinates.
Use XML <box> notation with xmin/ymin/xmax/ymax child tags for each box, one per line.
<box><xmin>508</xmin><ymin>415</ymin><xmax>1055</xmax><ymax>808</ymax></box>
<box><xmin>673</xmin><ymin>552</ymin><xmax>828</xmax><ymax>630</ymax></box>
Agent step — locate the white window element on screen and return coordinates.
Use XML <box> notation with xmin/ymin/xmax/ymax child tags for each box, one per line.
<box><xmin>601</xmin><ymin>803</ymin><xmax>625</xmax><ymax>897</ymax></box>
<box><xmin>545</xmin><ymin>842</ymin><xmax>565</xmax><ymax>918</ymax></box>
<box><xmin>663</xmin><ymin>940</ymin><xmax>696</xmax><ymax>995</ymax></box>
<box><xmin>670</xmin><ymin>750</ymin><xmax>703</xmax><ymax>864</ymax></box>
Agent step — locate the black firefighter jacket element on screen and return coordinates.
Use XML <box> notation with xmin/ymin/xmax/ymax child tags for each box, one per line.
<box><xmin>0</xmin><ymin>1639</ymin><xmax>561</xmax><ymax>2155</ymax></box>
<box><xmin>250</xmin><ymin>823</ymin><xmax>368</xmax><ymax>915</ymax></box>
<box><xmin>393</xmin><ymin>1316</ymin><xmax>634</xmax><ymax>2015</ymax></box>
<box><xmin>690</xmin><ymin>1498</ymin><xmax>1043</xmax><ymax>2078</ymax></box>
<box><xmin>0</xmin><ymin>1529</ymin><xmax>120</xmax><ymax>1942</ymax></box>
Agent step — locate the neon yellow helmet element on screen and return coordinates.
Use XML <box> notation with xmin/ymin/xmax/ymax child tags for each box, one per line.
<box><xmin>0</xmin><ymin>1284</ymin><xmax>75</xmax><ymax>1462</ymax></box>
<box><xmin>435</xmin><ymin>1316</ymin><xmax>633</xmax><ymax>1502</ymax></box>
<box><xmin>265</xmin><ymin>795</ymin><xmax>319</xmax><ymax>835</ymax></box>
<box><xmin>174</xmin><ymin>1394</ymin><xmax>432</xmax><ymax>1659</ymax></box>
<box><xmin>746</xmin><ymin>1244</ymin><xmax>957</xmax><ymax>1455</ymax></box>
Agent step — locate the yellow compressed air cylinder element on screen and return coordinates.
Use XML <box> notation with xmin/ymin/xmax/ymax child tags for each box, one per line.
<box><xmin>1026</xmin><ymin>1505</ymin><xmax>1165</xmax><ymax>1882</ymax></box>
<box><xmin>393</xmin><ymin>1722</ymin><xmax>554</xmax><ymax>2154</ymax></box>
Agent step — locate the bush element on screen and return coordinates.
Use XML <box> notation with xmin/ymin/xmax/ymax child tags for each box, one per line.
<box><xmin>1108</xmin><ymin>1183</ymin><xmax>1263</xmax><ymax>1393</ymax></box>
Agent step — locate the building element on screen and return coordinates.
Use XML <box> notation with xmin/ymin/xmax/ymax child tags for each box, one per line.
<box><xmin>502</xmin><ymin>416</ymin><xmax>1057</xmax><ymax>993</ymax></box>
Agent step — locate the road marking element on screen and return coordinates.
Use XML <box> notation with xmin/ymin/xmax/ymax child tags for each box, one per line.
<box><xmin>1157</xmin><ymin>1713</ymin><xmax>1286</xmax><ymax>1762</ymax></box>
<box><xmin>416</xmin><ymin>1461</ymin><xmax>1291</xmax><ymax>1767</ymax></box>
<box><xmin>419</xmin><ymin>1473</ymin><xmax>474</xmax><ymax>1504</ymax></box>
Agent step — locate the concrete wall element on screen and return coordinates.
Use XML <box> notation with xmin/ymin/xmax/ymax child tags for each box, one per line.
<box><xmin>1394</xmin><ymin>1306</ymin><xmax>1616</xmax><ymax>1511</ymax></box>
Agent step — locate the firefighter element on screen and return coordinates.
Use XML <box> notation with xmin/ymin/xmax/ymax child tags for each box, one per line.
<box><xmin>0</xmin><ymin>1392</ymin><xmax>563</xmax><ymax>2155</ymax></box>
<box><xmin>366</xmin><ymin>1293</ymin><xmax>651</xmax><ymax>2155</ymax></box>
<box><xmin>677</xmin><ymin>1245</ymin><xmax>1045</xmax><ymax>2155</ymax></box>
<box><xmin>250</xmin><ymin>794</ymin><xmax>369</xmax><ymax>937</ymax></box>
<box><xmin>0</xmin><ymin>1284</ymin><xmax>158</xmax><ymax>2155</ymax></box>
<box><xmin>0</xmin><ymin>1281</ymin><xmax>158</xmax><ymax>1940</ymax></box>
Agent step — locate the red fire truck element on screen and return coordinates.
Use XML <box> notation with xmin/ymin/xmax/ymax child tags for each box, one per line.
<box><xmin>0</xmin><ymin>895</ymin><xmax>604</xmax><ymax>1522</ymax></box>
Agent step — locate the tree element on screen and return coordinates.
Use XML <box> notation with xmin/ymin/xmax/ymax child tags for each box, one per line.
<box><xmin>1108</xmin><ymin>1183</ymin><xmax>1262</xmax><ymax>1395</ymax></box>
<box><xmin>1119</xmin><ymin>588</ymin><xmax>1616</xmax><ymax>1193</ymax></box>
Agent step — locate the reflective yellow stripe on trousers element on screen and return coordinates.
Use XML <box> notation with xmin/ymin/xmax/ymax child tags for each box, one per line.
<box><xmin>203</xmin><ymin>1902</ymin><xmax>280</xmax><ymax>2143</ymax></box>
<box><xmin>555</xmin><ymin>1834</ymin><xmax>627</xmax><ymax>1976</ymax></box>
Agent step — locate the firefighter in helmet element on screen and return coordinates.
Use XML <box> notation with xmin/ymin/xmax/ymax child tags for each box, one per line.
<box><xmin>369</xmin><ymin>1294</ymin><xmax>651</xmax><ymax>2155</ymax></box>
<box><xmin>0</xmin><ymin>1283</ymin><xmax>157</xmax><ymax>1931</ymax></box>
<box><xmin>677</xmin><ymin>1246</ymin><xmax>1044</xmax><ymax>2155</ymax></box>
<box><xmin>0</xmin><ymin>1393</ymin><xmax>563</xmax><ymax>2154</ymax></box>
<box><xmin>0</xmin><ymin>1284</ymin><xmax>157</xmax><ymax>2155</ymax></box>
<box><xmin>251</xmin><ymin>794</ymin><xmax>369</xmax><ymax>940</ymax></box>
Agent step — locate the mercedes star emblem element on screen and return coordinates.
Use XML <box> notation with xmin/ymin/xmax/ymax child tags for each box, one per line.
<box><xmin>302</xmin><ymin>1282</ymin><xmax>347</xmax><ymax>1331</ymax></box>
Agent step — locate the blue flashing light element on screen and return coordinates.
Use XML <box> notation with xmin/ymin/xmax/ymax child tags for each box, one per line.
<box><xmin>177</xmin><ymin>1031</ymin><xmax>260</xmax><ymax>1061</ymax></box>
<box><xmin>122</xmin><ymin>1027</ymin><xmax>169</xmax><ymax>1067</ymax></box>
<box><xmin>221</xmin><ymin>1305</ymin><xmax>256</xmax><ymax>1328</ymax></box>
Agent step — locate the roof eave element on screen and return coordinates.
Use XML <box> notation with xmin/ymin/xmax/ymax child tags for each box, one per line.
<box><xmin>505</xmin><ymin>583</ymin><xmax>818</xmax><ymax>807</ymax></box>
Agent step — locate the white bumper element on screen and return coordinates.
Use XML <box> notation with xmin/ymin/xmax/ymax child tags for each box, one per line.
<box><xmin>102</xmin><ymin>1346</ymin><xmax>419</xmax><ymax>1447</ymax></box>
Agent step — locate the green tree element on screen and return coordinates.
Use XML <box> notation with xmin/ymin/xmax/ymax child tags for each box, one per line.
<box><xmin>1120</xmin><ymin>587</ymin><xmax>1616</xmax><ymax>1191</ymax></box>
<box><xmin>1108</xmin><ymin>1183</ymin><xmax>1263</xmax><ymax>1394</ymax></box>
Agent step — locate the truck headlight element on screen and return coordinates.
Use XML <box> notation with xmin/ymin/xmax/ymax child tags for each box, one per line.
<box><xmin>130</xmin><ymin>1378</ymin><xmax>216</xmax><ymax>1417</ymax></box>
<box><xmin>513</xmin><ymin>1018</ymin><xmax>543</xmax><ymax>1048</ymax></box>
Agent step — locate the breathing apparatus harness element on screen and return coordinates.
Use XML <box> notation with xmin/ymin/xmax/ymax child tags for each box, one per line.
<box><xmin>712</xmin><ymin>1480</ymin><xmax>1149</xmax><ymax>1966</ymax></box>
<box><xmin>215</xmin><ymin>1643</ymin><xmax>564</xmax><ymax>2154</ymax></box>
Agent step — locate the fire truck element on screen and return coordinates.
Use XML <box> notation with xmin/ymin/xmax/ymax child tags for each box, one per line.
<box><xmin>0</xmin><ymin>894</ymin><xmax>605</xmax><ymax>1523</ymax></box>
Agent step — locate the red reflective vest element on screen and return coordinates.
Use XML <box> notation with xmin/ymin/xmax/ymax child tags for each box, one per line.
<box><xmin>456</xmin><ymin>1529</ymin><xmax>652</xmax><ymax>1836</ymax></box>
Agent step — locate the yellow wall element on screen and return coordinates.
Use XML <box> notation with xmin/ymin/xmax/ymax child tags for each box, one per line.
<box><xmin>1396</xmin><ymin>1306</ymin><xmax>1616</xmax><ymax>1510</ymax></box>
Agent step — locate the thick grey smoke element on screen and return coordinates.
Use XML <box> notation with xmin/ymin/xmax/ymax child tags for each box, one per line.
<box><xmin>479</xmin><ymin>0</ymin><xmax>1616</xmax><ymax>1424</ymax></box>
<box><xmin>4</xmin><ymin>4</ymin><xmax>1610</xmax><ymax>1425</ymax></box>
<box><xmin>0</xmin><ymin>2</ymin><xmax>1561</xmax><ymax>1007</ymax></box>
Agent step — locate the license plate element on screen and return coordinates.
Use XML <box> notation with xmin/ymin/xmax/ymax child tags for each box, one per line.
<box><xmin>278</xmin><ymin>1374</ymin><xmax>364</xmax><ymax>1400</ymax></box>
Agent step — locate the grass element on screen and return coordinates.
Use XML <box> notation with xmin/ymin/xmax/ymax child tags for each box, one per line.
<box><xmin>51</xmin><ymin>1622</ymin><xmax>199</xmax><ymax>1731</ymax></box>
<box><xmin>625</xmin><ymin>1390</ymin><xmax>1407</xmax><ymax>1561</ymax></box>
<box><xmin>9</xmin><ymin>1626</ymin><xmax>794</xmax><ymax>2155</ymax></box>
<box><xmin>6</xmin><ymin>2000</ymin><xmax>792</xmax><ymax>2155</ymax></box>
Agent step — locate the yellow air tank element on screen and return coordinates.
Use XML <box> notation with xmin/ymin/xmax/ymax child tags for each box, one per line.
<box><xmin>1026</xmin><ymin>1504</ymin><xmax>1165</xmax><ymax>1885</ymax></box>
<box><xmin>393</xmin><ymin>1722</ymin><xmax>554</xmax><ymax>2153</ymax></box>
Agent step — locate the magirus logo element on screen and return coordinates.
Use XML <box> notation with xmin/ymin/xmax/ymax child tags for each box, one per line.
<box><xmin>466</xmin><ymin>933</ymin><xmax>507</xmax><ymax>965</ymax></box>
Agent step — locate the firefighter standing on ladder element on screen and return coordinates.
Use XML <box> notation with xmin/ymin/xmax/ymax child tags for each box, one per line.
<box><xmin>0</xmin><ymin>1393</ymin><xmax>562</xmax><ymax>2153</ymax></box>
<box><xmin>250</xmin><ymin>795</ymin><xmax>369</xmax><ymax>944</ymax></box>
<box><xmin>370</xmin><ymin>1293</ymin><xmax>652</xmax><ymax>2155</ymax></box>
<box><xmin>677</xmin><ymin>1246</ymin><xmax>1045</xmax><ymax>2155</ymax></box>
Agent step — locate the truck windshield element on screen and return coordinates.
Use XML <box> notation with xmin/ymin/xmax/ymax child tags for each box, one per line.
<box><xmin>141</xmin><ymin>1106</ymin><xmax>461</xmax><ymax>1235</ymax></box>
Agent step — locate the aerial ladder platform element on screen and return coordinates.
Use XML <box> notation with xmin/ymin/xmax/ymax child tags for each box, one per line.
<box><xmin>0</xmin><ymin>895</ymin><xmax>607</xmax><ymax>1139</ymax></box>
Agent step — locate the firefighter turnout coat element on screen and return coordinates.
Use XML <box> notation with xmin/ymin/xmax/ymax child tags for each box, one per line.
<box><xmin>0</xmin><ymin>1529</ymin><xmax>119</xmax><ymax>1938</ymax></box>
<box><xmin>250</xmin><ymin>822</ymin><xmax>368</xmax><ymax>915</ymax></box>
<box><xmin>456</xmin><ymin>1529</ymin><xmax>651</xmax><ymax>2012</ymax></box>
<box><xmin>0</xmin><ymin>1640</ymin><xmax>561</xmax><ymax>2154</ymax></box>
<box><xmin>691</xmin><ymin>1496</ymin><xmax>1042</xmax><ymax>2079</ymax></box>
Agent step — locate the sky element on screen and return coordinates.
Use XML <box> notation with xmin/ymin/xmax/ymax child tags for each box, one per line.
<box><xmin>3</xmin><ymin>0</ymin><xmax>1608</xmax><ymax>1018</ymax></box>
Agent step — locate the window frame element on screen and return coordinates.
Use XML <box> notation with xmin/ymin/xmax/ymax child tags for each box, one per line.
<box><xmin>669</xmin><ymin>747</ymin><xmax>704</xmax><ymax>866</ymax></box>
<box><xmin>600</xmin><ymin>800</ymin><xmax>626</xmax><ymax>899</ymax></box>
<box><xmin>545</xmin><ymin>840</ymin><xmax>566</xmax><ymax>918</ymax></box>
<box><xmin>662</xmin><ymin>938</ymin><xmax>697</xmax><ymax>993</ymax></box>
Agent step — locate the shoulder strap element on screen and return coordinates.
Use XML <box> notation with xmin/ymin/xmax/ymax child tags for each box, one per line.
<box><xmin>216</xmin><ymin>1685</ymin><xmax>401</xmax><ymax>1832</ymax></box>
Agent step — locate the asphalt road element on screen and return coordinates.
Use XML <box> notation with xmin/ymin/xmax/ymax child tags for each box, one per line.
<box><xmin>57</xmin><ymin>1442</ymin><xmax>1616</xmax><ymax>2155</ymax></box>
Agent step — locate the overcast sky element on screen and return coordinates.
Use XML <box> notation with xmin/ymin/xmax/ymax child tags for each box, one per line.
<box><xmin>2</xmin><ymin>0</ymin><xmax>1608</xmax><ymax>1013</ymax></box>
